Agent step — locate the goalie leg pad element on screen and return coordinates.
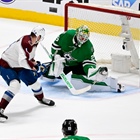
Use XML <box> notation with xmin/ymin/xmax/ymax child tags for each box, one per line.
<box><xmin>71</xmin><ymin>74</ymin><xmax>112</xmax><ymax>92</ymax></box>
<box><xmin>90</xmin><ymin>77</ymin><xmax>125</xmax><ymax>92</ymax></box>
<box><xmin>90</xmin><ymin>84</ymin><xmax>111</xmax><ymax>92</ymax></box>
<box><xmin>72</xmin><ymin>74</ymin><xmax>93</xmax><ymax>84</ymax></box>
<box><xmin>104</xmin><ymin>77</ymin><xmax>118</xmax><ymax>91</ymax></box>
<box><xmin>89</xmin><ymin>77</ymin><xmax>116</xmax><ymax>92</ymax></box>
<box><xmin>71</xmin><ymin>75</ymin><xmax>90</xmax><ymax>90</ymax></box>
<box><xmin>89</xmin><ymin>77</ymin><xmax>117</xmax><ymax>92</ymax></box>
<box><xmin>71</xmin><ymin>74</ymin><xmax>124</xmax><ymax>92</ymax></box>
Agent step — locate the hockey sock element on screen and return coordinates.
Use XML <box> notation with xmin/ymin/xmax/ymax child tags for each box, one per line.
<box><xmin>0</xmin><ymin>91</ymin><xmax>15</xmax><ymax>109</ymax></box>
<box><xmin>0</xmin><ymin>98</ymin><xmax>9</xmax><ymax>109</ymax></box>
<box><xmin>34</xmin><ymin>93</ymin><xmax>44</xmax><ymax>101</ymax></box>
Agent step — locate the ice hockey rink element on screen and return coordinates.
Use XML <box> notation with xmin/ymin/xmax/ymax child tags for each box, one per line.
<box><xmin>0</xmin><ymin>18</ymin><xmax>140</xmax><ymax>140</ymax></box>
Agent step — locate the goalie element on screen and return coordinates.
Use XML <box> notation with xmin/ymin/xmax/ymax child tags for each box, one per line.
<box><xmin>43</xmin><ymin>25</ymin><xmax>125</xmax><ymax>93</ymax></box>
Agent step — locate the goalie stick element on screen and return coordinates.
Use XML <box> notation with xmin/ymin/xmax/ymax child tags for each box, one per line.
<box><xmin>40</xmin><ymin>43</ymin><xmax>91</xmax><ymax>95</ymax></box>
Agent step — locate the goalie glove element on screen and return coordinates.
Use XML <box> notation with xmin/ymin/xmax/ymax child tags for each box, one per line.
<box><xmin>88</xmin><ymin>67</ymin><xmax>108</xmax><ymax>83</ymax></box>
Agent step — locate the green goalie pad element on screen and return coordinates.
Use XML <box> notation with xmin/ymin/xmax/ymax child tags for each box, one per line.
<box><xmin>71</xmin><ymin>74</ymin><xmax>108</xmax><ymax>86</ymax></box>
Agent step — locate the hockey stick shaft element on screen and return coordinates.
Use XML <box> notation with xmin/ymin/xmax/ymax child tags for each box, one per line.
<box><xmin>40</xmin><ymin>43</ymin><xmax>91</xmax><ymax>95</ymax></box>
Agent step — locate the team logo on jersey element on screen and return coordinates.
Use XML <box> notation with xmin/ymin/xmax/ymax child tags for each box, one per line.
<box><xmin>0</xmin><ymin>0</ymin><xmax>15</xmax><ymax>4</ymax></box>
<box><xmin>64</xmin><ymin>53</ymin><xmax>75</xmax><ymax>61</ymax></box>
<box><xmin>112</xmin><ymin>0</ymin><xmax>136</xmax><ymax>8</ymax></box>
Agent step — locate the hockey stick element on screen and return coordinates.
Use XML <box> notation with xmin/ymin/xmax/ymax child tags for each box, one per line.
<box><xmin>40</xmin><ymin>43</ymin><xmax>91</xmax><ymax>95</ymax></box>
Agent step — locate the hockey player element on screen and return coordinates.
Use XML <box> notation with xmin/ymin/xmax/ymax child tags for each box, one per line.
<box><xmin>61</xmin><ymin>119</ymin><xmax>90</xmax><ymax>140</ymax></box>
<box><xmin>43</xmin><ymin>25</ymin><xmax>125</xmax><ymax>93</ymax></box>
<box><xmin>0</xmin><ymin>26</ymin><xmax>55</xmax><ymax>122</ymax></box>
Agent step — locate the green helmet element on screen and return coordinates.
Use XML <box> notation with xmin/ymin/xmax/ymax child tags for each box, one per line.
<box><xmin>76</xmin><ymin>25</ymin><xmax>90</xmax><ymax>45</ymax></box>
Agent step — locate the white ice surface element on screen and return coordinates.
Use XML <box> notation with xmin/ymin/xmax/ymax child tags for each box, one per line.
<box><xmin>0</xmin><ymin>18</ymin><xmax>140</xmax><ymax>140</ymax></box>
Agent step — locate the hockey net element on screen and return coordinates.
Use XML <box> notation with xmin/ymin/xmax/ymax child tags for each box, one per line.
<box><xmin>64</xmin><ymin>3</ymin><xmax>140</xmax><ymax>86</ymax></box>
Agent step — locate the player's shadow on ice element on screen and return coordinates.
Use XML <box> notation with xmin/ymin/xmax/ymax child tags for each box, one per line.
<box><xmin>6</xmin><ymin>105</ymin><xmax>55</xmax><ymax>123</ymax></box>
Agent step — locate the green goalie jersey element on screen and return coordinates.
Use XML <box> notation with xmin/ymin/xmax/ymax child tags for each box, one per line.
<box><xmin>51</xmin><ymin>29</ymin><xmax>96</xmax><ymax>75</ymax></box>
<box><xmin>61</xmin><ymin>135</ymin><xmax>90</xmax><ymax>140</ymax></box>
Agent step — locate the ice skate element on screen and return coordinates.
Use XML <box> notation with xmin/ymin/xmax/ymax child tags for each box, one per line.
<box><xmin>117</xmin><ymin>83</ymin><xmax>125</xmax><ymax>92</ymax></box>
<box><xmin>0</xmin><ymin>108</ymin><xmax>8</xmax><ymax>123</ymax></box>
<box><xmin>39</xmin><ymin>98</ymin><xmax>55</xmax><ymax>106</ymax></box>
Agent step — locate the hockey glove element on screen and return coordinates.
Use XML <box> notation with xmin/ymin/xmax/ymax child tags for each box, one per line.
<box><xmin>37</xmin><ymin>63</ymin><xmax>50</xmax><ymax>76</ymax></box>
<box><xmin>33</xmin><ymin>62</ymin><xmax>51</xmax><ymax>78</ymax></box>
<box><xmin>34</xmin><ymin>61</ymin><xmax>41</xmax><ymax>71</ymax></box>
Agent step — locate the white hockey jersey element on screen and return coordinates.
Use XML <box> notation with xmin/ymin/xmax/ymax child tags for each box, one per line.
<box><xmin>0</xmin><ymin>35</ymin><xmax>37</xmax><ymax>70</ymax></box>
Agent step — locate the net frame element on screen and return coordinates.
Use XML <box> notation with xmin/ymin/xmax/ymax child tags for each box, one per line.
<box><xmin>64</xmin><ymin>2</ymin><xmax>140</xmax><ymax>31</ymax></box>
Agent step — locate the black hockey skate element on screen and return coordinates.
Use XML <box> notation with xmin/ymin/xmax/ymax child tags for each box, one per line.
<box><xmin>39</xmin><ymin>98</ymin><xmax>55</xmax><ymax>106</ymax></box>
<box><xmin>117</xmin><ymin>83</ymin><xmax>125</xmax><ymax>92</ymax></box>
<box><xmin>0</xmin><ymin>108</ymin><xmax>8</xmax><ymax>122</ymax></box>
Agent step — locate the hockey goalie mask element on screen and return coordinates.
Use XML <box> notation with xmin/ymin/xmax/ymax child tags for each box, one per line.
<box><xmin>31</xmin><ymin>26</ymin><xmax>45</xmax><ymax>44</ymax></box>
<box><xmin>76</xmin><ymin>25</ymin><xmax>90</xmax><ymax>45</ymax></box>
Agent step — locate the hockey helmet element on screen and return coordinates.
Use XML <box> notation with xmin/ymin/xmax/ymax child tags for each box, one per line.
<box><xmin>76</xmin><ymin>25</ymin><xmax>90</xmax><ymax>45</ymax></box>
<box><xmin>31</xmin><ymin>26</ymin><xmax>45</xmax><ymax>42</ymax></box>
<box><xmin>62</xmin><ymin>119</ymin><xmax>77</xmax><ymax>136</ymax></box>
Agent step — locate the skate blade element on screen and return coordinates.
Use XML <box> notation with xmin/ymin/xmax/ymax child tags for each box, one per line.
<box><xmin>0</xmin><ymin>117</ymin><xmax>7</xmax><ymax>123</ymax></box>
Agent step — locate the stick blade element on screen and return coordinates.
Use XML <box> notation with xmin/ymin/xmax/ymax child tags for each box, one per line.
<box><xmin>70</xmin><ymin>85</ymin><xmax>91</xmax><ymax>95</ymax></box>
